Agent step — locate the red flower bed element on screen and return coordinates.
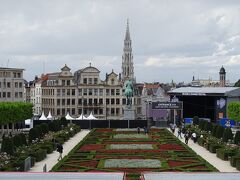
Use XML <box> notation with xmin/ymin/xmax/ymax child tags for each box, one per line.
<box><xmin>104</xmin><ymin>141</ymin><xmax>158</xmax><ymax>144</ymax></box>
<box><xmin>80</xmin><ymin>144</ymin><xmax>104</xmax><ymax>151</ymax></box>
<box><xmin>97</xmin><ymin>149</ymin><xmax>163</xmax><ymax>153</ymax></box>
<box><xmin>168</xmin><ymin>160</ymin><xmax>192</xmax><ymax>167</ymax></box>
<box><xmin>79</xmin><ymin>161</ymin><xmax>99</xmax><ymax>168</ymax></box>
<box><xmin>95</xmin><ymin>129</ymin><xmax>113</xmax><ymax>132</ymax></box>
<box><xmin>159</xmin><ymin>144</ymin><xmax>185</xmax><ymax>151</ymax></box>
<box><xmin>95</xmin><ymin>155</ymin><xmax>145</xmax><ymax>159</ymax></box>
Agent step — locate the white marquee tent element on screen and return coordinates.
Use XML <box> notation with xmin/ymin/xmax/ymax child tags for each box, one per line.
<box><xmin>86</xmin><ymin>112</ymin><xmax>98</xmax><ymax>120</ymax></box>
<box><xmin>39</xmin><ymin>111</ymin><xmax>47</xmax><ymax>120</ymax></box>
<box><xmin>76</xmin><ymin>114</ymin><xmax>87</xmax><ymax>120</ymax></box>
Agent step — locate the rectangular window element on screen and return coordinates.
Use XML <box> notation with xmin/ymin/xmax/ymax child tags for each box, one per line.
<box><xmin>78</xmin><ymin>99</ymin><xmax>82</xmax><ymax>105</ymax></box>
<box><xmin>99</xmin><ymin>89</ymin><xmax>103</xmax><ymax>96</ymax></box>
<box><xmin>3</xmin><ymin>92</ymin><xmax>6</xmax><ymax>98</ymax></box>
<box><xmin>7</xmin><ymin>92</ymin><xmax>11</xmax><ymax>98</ymax></box>
<box><xmin>83</xmin><ymin>78</ymin><xmax>87</xmax><ymax>84</ymax></box>
<box><xmin>106</xmin><ymin>89</ymin><xmax>110</xmax><ymax>96</ymax></box>
<box><xmin>72</xmin><ymin>99</ymin><xmax>75</xmax><ymax>105</ymax></box>
<box><xmin>116</xmin><ymin>98</ymin><xmax>120</xmax><ymax>105</ymax></box>
<box><xmin>94</xmin><ymin>78</ymin><xmax>98</xmax><ymax>84</ymax></box>
<box><xmin>88</xmin><ymin>78</ymin><xmax>92</xmax><ymax>84</ymax></box>
<box><xmin>62</xmin><ymin>109</ymin><xmax>65</xmax><ymax>116</ymax></box>
<box><xmin>19</xmin><ymin>82</ymin><xmax>22</xmax><ymax>88</ymax></box>
<box><xmin>15</xmin><ymin>92</ymin><xmax>18</xmax><ymax>98</ymax></box>
<box><xmin>0</xmin><ymin>82</ymin><xmax>1</xmax><ymax>88</ymax></box>
<box><xmin>116</xmin><ymin>89</ymin><xmax>120</xmax><ymax>96</ymax></box>
<box><xmin>0</xmin><ymin>92</ymin><xmax>1</xmax><ymax>98</ymax></box>
<box><xmin>88</xmin><ymin>89</ymin><xmax>92</xmax><ymax>96</ymax></box>
<box><xmin>7</xmin><ymin>82</ymin><xmax>10</xmax><ymax>88</ymax></box>
<box><xmin>62</xmin><ymin>80</ymin><xmax>65</xmax><ymax>86</ymax></box>
<box><xmin>72</xmin><ymin>89</ymin><xmax>75</xmax><ymax>96</ymax></box>
<box><xmin>78</xmin><ymin>89</ymin><xmax>82</xmax><ymax>96</ymax></box>
<box><xmin>111</xmin><ymin>108</ymin><xmax>115</xmax><ymax>115</ymax></box>
<box><xmin>106</xmin><ymin>98</ymin><xmax>110</xmax><ymax>105</ymax></box>
<box><xmin>89</xmin><ymin>99</ymin><xmax>92</xmax><ymax>105</ymax></box>
<box><xmin>13</xmin><ymin>72</ymin><xmax>16</xmax><ymax>78</ymax></box>
<box><xmin>62</xmin><ymin>99</ymin><xmax>65</xmax><ymax>105</ymax></box>
<box><xmin>99</xmin><ymin>108</ymin><xmax>103</xmax><ymax>115</ymax></box>
<box><xmin>15</xmin><ymin>82</ymin><xmax>18</xmax><ymax>88</ymax></box>
<box><xmin>17</xmin><ymin>73</ymin><xmax>21</xmax><ymax>78</ymax></box>
<box><xmin>62</xmin><ymin>89</ymin><xmax>65</xmax><ymax>96</ymax></box>
<box><xmin>111</xmin><ymin>89</ymin><xmax>115</xmax><ymax>96</ymax></box>
<box><xmin>116</xmin><ymin>108</ymin><xmax>120</xmax><ymax>115</ymax></box>
<box><xmin>67</xmin><ymin>89</ymin><xmax>70</xmax><ymax>96</ymax></box>
<box><xmin>57</xmin><ymin>109</ymin><xmax>60</xmax><ymax>115</ymax></box>
<box><xmin>94</xmin><ymin>108</ymin><xmax>98</xmax><ymax>115</ymax></box>
<box><xmin>57</xmin><ymin>99</ymin><xmax>60</xmax><ymax>106</ymax></box>
<box><xmin>111</xmin><ymin>98</ymin><xmax>115</xmax><ymax>105</ymax></box>
<box><xmin>94</xmin><ymin>89</ymin><xmax>98</xmax><ymax>96</ymax></box>
<box><xmin>67</xmin><ymin>99</ymin><xmax>70</xmax><ymax>105</ymax></box>
<box><xmin>122</xmin><ymin>99</ymin><xmax>126</xmax><ymax>105</ymax></box>
<box><xmin>72</xmin><ymin>108</ymin><xmax>75</xmax><ymax>115</ymax></box>
<box><xmin>94</xmin><ymin>98</ymin><xmax>98</xmax><ymax>105</ymax></box>
<box><xmin>67</xmin><ymin>80</ymin><xmax>70</xmax><ymax>86</ymax></box>
<box><xmin>99</xmin><ymin>98</ymin><xmax>103</xmax><ymax>105</ymax></box>
<box><xmin>83</xmin><ymin>99</ymin><xmax>87</xmax><ymax>105</ymax></box>
<box><xmin>57</xmin><ymin>89</ymin><xmax>61</xmax><ymax>96</ymax></box>
<box><xmin>83</xmin><ymin>89</ymin><xmax>87</xmax><ymax>95</ymax></box>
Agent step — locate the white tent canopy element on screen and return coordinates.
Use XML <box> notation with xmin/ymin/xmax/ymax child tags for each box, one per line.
<box><xmin>86</xmin><ymin>112</ymin><xmax>98</xmax><ymax>120</ymax></box>
<box><xmin>25</xmin><ymin>119</ymin><xmax>31</xmax><ymax>125</ymax></box>
<box><xmin>47</xmin><ymin>111</ymin><xmax>53</xmax><ymax>120</ymax></box>
<box><xmin>76</xmin><ymin>114</ymin><xmax>87</xmax><ymax>120</ymax></box>
<box><xmin>65</xmin><ymin>112</ymin><xmax>74</xmax><ymax>120</ymax></box>
<box><xmin>39</xmin><ymin>111</ymin><xmax>47</xmax><ymax>120</ymax></box>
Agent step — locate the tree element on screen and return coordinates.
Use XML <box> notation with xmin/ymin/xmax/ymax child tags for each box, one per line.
<box><xmin>29</xmin><ymin>128</ymin><xmax>38</xmax><ymax>143</ymax></box>
<box><xmin>211</xmin><ymin>124</ymin><xmax>218</xmax><ymax>137</ymax></box>
<box><xmin>234</xmin><ymin>79</ymin><xmax>240</xmax><ymax>87</ymax></box>
<box><xmin>193</xmin><ymin>116</ymin><xmax>199</xmax><ymax>125</ymax></box>
<box><xmin>228</xmin><ymin>102</ymin><xmax>240</xmax><ymax>123</ymax></box>
<box><xmin>1</xmin><ymin>137</ymin><xmax>14</xmax><ymax>155</ymax></box>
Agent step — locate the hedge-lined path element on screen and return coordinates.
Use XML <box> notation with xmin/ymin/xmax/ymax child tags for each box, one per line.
<box><xmin>171</xmin><ymin>128</ymin><xmax>239</xmax><ymax>172</ymax></box>
<box><xmin>29</xmin><ymin>129</ymin><xmax>90</xmax><ymax>172</ymax></box>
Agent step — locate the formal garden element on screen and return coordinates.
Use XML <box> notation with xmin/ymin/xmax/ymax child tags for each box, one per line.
<box><xmin>0</xmin><ymin>102</ymin><xmax>81</xmax><ymax>171</ymax></box>
<box><xmin>52</xmin><ymin>128</ymin><xmax>217</xmax><ymax>179</ymax></box>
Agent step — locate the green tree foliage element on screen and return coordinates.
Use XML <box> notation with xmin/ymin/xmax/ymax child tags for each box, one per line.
<box><xmin>40</xmin><ymin>123</ymin><xmax>49</xmax><ymax>135</ymax></box>
<box><xmin>0</xmin><ymin>102</ymin><xmax>33</xmax><ymax>125</ymax></box>
<box><xmin>29</xmin><ymin>128</ymin><xmax>39</xmax><ymax>143</ymax></box>
<box><xmin>234</xmin><ymin>131</ymin><xmax>240</xmax><ymax>145</ymax></box>
<box><xmin>234</xmin><ymin>79</ymin><xmax>240</xmax><ymax>87</ymax></box>
<box><xmin>193</xmin><ymin>116</ymin><xmax>199</xmax><ymax>125</ymax></box>
<box><xmin>228</xmin><ymin>102</ymin><xmax>240</xmax><ymax>123</ymax></box>
<box><xmin>222</xmin><ymin>128</ymin><xmax>233</xmax><ymax>143</ymax></box>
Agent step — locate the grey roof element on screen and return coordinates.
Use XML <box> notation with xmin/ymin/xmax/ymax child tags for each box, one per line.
<box><xmin>144</xmin><ymin>173</ymin><xmax>240</xmax><ymax>180</ymax></box>
<box><xmin>168</xmin><ymin>87</ymin><xmax>240</xmax><ymax>95</ymax></box>
<box><xmin>0</xmin><ymin>173</ymin><xmax>124</xmax><ymax>180</ymax></box>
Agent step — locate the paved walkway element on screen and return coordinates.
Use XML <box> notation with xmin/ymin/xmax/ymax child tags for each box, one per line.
<box><xmin>29</xmin><ymin>129</ymin><xmax>90</xmax><ymax>172</ymax></box>
<box><xmin>170</xmin><ymin>128</ymin><xmax>239</xmax><ymax>172</ymax></box>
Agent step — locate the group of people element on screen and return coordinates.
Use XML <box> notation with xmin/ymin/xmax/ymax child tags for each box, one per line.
<box><xmin>137</xmin><ymin>126</ymin><xmax>149</xmax><ymax>134</ymax></box>
<box><xmin>170</xmin><ymin>123</ymin><xmax>198</xmax><ymax>145</ymax></box>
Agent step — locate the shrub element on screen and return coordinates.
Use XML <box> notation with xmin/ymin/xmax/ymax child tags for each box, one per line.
<box><xmin>40</xmin><ymin>123</ymin><xmax>49</xmax><ymax>135</ymax></box>
<box><xmin>1</xmin><ymin>137</ymin><xmax>14</xmax><ymax>155</ymax></box>
<box><xmin>204</xmin><ymin>122</ymin><xmax>212</xmax><ymax>132</ymax></box>
<box><xmin>236</xmin><ymin>159</ymin><xmax>240</xmax><ymax>171</ymax></box>
<box><xmin>208</xmin><ymin>143</ymin><xmax>222</xmax><ymax>153</ymax></box>
<box><xmin>193</xmin><ymin>116</ymin><xmax>199</xmax><ymax>125</ymax></box>
<box><xmin>35</xmin><ymin>125</ymin><xmax>43</xmax><ymax>137</ymax></box>
<box><xmin>234</xmin><ymin>131</ymin><xmax>240</xmax><ymax>145</ymax></box>
<box><xmin>19</xmin><ymin>133</ymin><xmax>27</xmax><ymax>146</ymax></box>
<box><xmin>197</xmin><ymin>137</ymin><xmax>206</xmax><ymax>147</ymax></box>
<box><xmin>32</xmin><ymin>149</ymin><xmax>47</xmax><ymax>162</ymax></box>
<box><xmin>216</xmin><ymin>147</ymin><xmax>238</xmax><ymax>161</ymax></box>
<box><xmin>222</xmin><ymin>128</ymin><xmax>233</xmax><ymax>143</ymax></box>
<box><xmin>29</xmin><ymin>128</ymin><xmax>39</xmax><ymax>143</ymax></box>
<box><xmin>211</xmin><ymin>124</ymin><xmax>218</xmax><ymax>137</ymax></box>
<box><xmin>216</xmin><ymin>125</ymin><xmax>224</xmax><ymax>139</ymax></box>
<box><xmin>13</xmin><ymin>134</ymin><xmax>22</xmax><ymax>148</ymax></box>
<box><xmin>230</xmin><ymin>156</ymin><xmax>240</xmax><ymax>167</ymax></box>
<box><xmin>199</xmin><ymin>120</ymin><xmax>205</xmax><ymax>130</ymax></box>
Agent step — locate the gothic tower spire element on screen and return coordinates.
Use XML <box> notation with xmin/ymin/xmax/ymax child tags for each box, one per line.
<box><xmin>122</xmin><ymin>19</ymin><xmax>134</xmax><ymax>82</ymax></box>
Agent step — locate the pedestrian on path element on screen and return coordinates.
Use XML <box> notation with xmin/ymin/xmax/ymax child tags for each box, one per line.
<box><xmin>192</xmin><ymin>132</ymin><xmax>197</xmax><ymax>143</ymax></box>
<box><xmin>57</xmin><ymin>143</ymin><xmax>63</xmax><ymax>161</ymax></box>
<box><xmin>177</xmin><ymin>128</ymin><xmax>182</xmax><ymax>138</ymax></box>
<box><xmin>185</xmin><ymin>132</ymin><xmax>189</xmax><ymax>145</ymax></box>
<box><xmin>137</xmin><ymin>127</ymin><xmax>140</xmax><ymax>134</ymax></box>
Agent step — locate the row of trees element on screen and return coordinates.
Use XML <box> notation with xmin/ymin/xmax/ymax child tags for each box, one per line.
<box><xmin>0</xmin><ymin>102</ymin><xmax>33</xmax><ymax>134</ymax></box>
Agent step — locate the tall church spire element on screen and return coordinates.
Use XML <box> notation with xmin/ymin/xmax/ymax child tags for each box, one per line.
<box><xmin>122</xmin><ymin>19</ymin><xmax>134</xmax><ymax>82</ymax></box>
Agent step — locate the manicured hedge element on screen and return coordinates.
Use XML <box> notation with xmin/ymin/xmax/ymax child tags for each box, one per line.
<box><xmin>234</xmin><ymin>131</ymin><xmax>240</xmax><ymax>145</ymax></box>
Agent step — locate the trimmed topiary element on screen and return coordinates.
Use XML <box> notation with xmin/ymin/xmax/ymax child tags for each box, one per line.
<box><xmin>29</xmin><ymin>128</ymin><xmax>38</xmax><ymax>143</ymax></box>
<box><xmin>40</xmin><ymin>123</ymin><xmax>49</xmax><ymax>135</ymax></box>
<box><xmin>222</xmin><ymin>128</ymin><xmax>233</xmax><ymax>143</ymax></box>
<box><xmin>234</xmin><ymin>131</ymin><xmax>240</xmax><ymax>145</ymax></box>
<box><xmin>211</xmin><ymin>124</ymin><xmax>218</xmax><ymax>137</ymax></box>
<box><xmin>1</xmin><ymin>137</ymin><xmax>14</xmax><ymax>155</ymax></box>
<box><xmin>216</xmin><ymin>125</ymin><xmax>224</xmax><ymax>139</ymax></box>
<box><xmin>193</xmin><ymin>116</ymin><xmax>199</xmax><ymax>125</ymax></box>
<box><xmin>13</xmin><ymin>134</ymin><xmax>22</xmax><ymax>148</ymax></box>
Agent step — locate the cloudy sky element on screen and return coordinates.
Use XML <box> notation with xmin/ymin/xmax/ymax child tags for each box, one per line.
<box><xmin>0</xmin><ymin>0</ymin><xmax>240</xmax><ymax>83</ymax></box>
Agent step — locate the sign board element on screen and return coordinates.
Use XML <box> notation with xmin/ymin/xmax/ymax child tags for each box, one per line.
<box><xmin>152</xmin><ymin>102</ymin><xmax>183</xmax><ymax>109</ymax></box>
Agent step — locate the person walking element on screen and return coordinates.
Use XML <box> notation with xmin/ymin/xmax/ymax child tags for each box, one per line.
<box><xmin>192</xmin><ymin>132</ymin><xmax>197</xmax><ymax>143</ymax></box>
<box><xmin>177</xmin><ymin>128</ymin><xmax>182</xmax><ymax>138</ymax></box>
<box><xmin>57</xmin><ymin>143</ymin><xmax>63</xmax><ymax>161</ymax></box>
<box><xmin>185</xmin><ymin>132</ymin><xmax>189</xmax><ymax>145</ymax></box>
<box><xmin>137</xmin><ymin>127</ymin><xmax>140</xmax><ymax>134</ymax></box>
